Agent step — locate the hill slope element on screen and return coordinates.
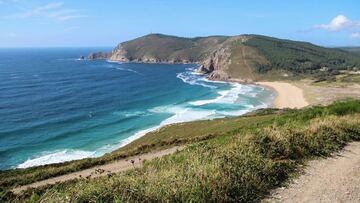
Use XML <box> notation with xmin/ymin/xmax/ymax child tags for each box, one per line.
<box><xmin>89</xmin><ymin>34</ymin><xmax>360</xmax><ymax>82</ymax></box>
<box><xmin>340</xmin><ymin>47</ymin><xmax>360</xmax><ymax>54</ymax></box>
<box><xmin>2</xmin><ymin>100</ymin><xmax>360</xmax><ymax>202</ymax></box>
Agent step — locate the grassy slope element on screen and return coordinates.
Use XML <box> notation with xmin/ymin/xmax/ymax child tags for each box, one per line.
<box><xmin>227</xmin><ymin>41</ymin><xmax>268</xmax><ymax>80</ymax></box>
<box><xmin>118</xmin><ymin>34</ymin><xmax>229</xmax><ymax>62</ymax></box>
<box><xmin>243</xmin><ymin>35</ymin><xmax>360</xmax><ymax>81</ymax></box>
<box><xmin>112</xmin><ymin>34</ymin><xmax>360</xmax><ymax>81</ymax></box>
<box><xmin>2</xmin><ymin>100</ymin><xmax>360</xmax><ymax>202</ymax></box>
<box><xmin>0</xmin><ymin>112</ymin><xmax>277</xmax><ymax>190</ymax></box>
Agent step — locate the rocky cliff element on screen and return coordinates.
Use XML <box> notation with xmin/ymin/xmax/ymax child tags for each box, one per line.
<box><xmin>88</xmin><ymin>52</ymin><xmax>111</xmax><ymax>60</ymax></box>
<box><xmin>88</xmin><ymin>34</ymin><xmax>255</xmax><ymax>81</ymax></box>
<box><xmin>88</xmin><ymin>34</ymin><xmax>360</xmax><ymax>82</ymax></box>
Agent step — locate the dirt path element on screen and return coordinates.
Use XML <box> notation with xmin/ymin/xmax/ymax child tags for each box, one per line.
<box><xmin>12</xmin><ymin>146</ymin><xmax>183</xmax><ymax>194</ymax></box>
<box><xmin>264</xmin><ymin>142</ymin><xmax>360</xmax><ymax>203</ymax></box>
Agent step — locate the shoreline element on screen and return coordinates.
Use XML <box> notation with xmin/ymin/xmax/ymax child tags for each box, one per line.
<box><xmin>105</xmin><ymin>59</ymin><xmax>201</xmax><ymax>65</ymax></box>
<box><xmin>13</xmin><ymin>146</ymin><xmax>184</xmax><ymax>193</ymax></box>
<box><xmin>14</xmin><ymin>67</ymin><xmax>270</xmax><ymax>169</ymax></box>
<box><xmin>12</xmin><ymin>62</ymin><xmax>304</xmax><ymax>169</ymax></box>
<box><xmin>257</xmin><ymin>81</ymin><xmax>309</xmax><ymax>109</ymax></box>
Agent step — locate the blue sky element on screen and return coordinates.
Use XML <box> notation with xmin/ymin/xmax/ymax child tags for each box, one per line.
<box><xmin>0</xmin><ymin>0</ymin><xmax>360</xmax><ymax>47</ymax></box>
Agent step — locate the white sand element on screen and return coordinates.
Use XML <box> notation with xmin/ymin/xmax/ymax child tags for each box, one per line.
<box><xmin>258</xmin><ymin>82</ymin><xmax>308</xmax><ymax>109</ymax></box>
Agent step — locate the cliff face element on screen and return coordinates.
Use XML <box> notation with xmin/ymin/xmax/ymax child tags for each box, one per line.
<box><xmin>199</xmin><ymin>47</ymin><xmax>232</xmax><ymax>80</ymax></box>
<box><xmin>88</xmin><ymin>34</ymin><xmax>360</xmax><ymax>82</ymax></box>
<box><xmin>197</xmin><ymin>35</ymin><xmax>254</xmax><ymax>81</ymax></box>
<box><xmin>105</xmin><ymin>34</ymin><xmax>229</xmax><ymax>64</ymax></box>
<box><xmin>109</xmin><ymin>44</ymin><xmax>194</xmax><ymax>63</ymax></box>
<box><xmin>88</xmin><ymin>52</ymin><xmax>111</xmax><ymax>60</ymax></box>
<box><xmin>89</xmin><ymin>34</ymin><xmax>257</xmax><ymax>81</ymax></box>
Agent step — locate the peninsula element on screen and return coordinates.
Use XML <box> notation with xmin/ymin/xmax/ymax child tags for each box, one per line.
<box><xmin>89</xmin><ymin>34</ymin><xmax>360</xmax><ymax>83</ymax></box>
<box><xmin>88</xmin><ymin>34</ymin><xmax>360</xmax><ymax>108</ymax></box>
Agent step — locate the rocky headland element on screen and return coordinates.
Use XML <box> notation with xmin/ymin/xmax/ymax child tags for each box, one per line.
<box><xmin>88</xmin><ymin>34</ymin><xmax>360</xmax><ymax>82</ymax></box>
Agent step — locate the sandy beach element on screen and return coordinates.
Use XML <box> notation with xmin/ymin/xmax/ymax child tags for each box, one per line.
<box><xmin>258</xmin><ymin>82</ymin><xmax>309</xmax><ymax>109</ymax></box>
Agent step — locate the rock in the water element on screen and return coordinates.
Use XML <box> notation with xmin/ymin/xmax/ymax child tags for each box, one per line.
<box><xmin>87</xmin><ymin>52</ymin><xmax>110</xmax><ymax>60</ymax></box>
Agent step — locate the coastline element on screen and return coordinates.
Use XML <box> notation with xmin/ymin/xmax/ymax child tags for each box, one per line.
<box><xmin>106</xmin><ymin>61</ymin><xmax>309</xmax><ymax>110</ymax></box>
<box><xmin>14</xmin><ymin>65</ymin><xmax>271</xmax><ymax>169</ymax></box>
<box><xmin>105</xmin><ymin>59</ymin><xmax>201</xmax><ymax>65</ymax></box>
<box><xmin>112</xmin><ymin>71</ymin><xmax>275</xmax><ymax>154</ymax></box>
<box><xmin>257</xmin><ymin>81</ymin><xmax>309</xmax><ymax>109</ymax></box>
<box><xmin>12</xmin><ymin>60</ymin><xmax>304</xmax><ymax>169</ymax></box>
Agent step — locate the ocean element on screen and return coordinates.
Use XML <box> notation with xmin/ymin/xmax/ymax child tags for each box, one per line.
<box><xmin>0</xmin><ymin>48</ymin><xmax>274</xmax><ymax>170</ymax></box>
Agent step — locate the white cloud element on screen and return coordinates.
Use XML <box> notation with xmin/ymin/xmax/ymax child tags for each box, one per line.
<box><xmin>57</xmin><ymin>15</ymin><xmax>87</xmax><ymax>21</ymax></box>
<box><xmin>48</xmin><ymin>9</ymin><xmax>78</xmax><ymax>18</ymax></box>
<box><xmin>314</xmin><ymin>15</ymin><xmax>360</xmax><ymax>31</ymax></box>
<box><xmin>48</xmin><ymin>9</ymin><xmax>87</xmax><ymax>21</ymax></box>
<box><xmin>11</xmin><ymin>1</ymin><xmax>86</xmax><ymax>21</ymax></box>
<box><xmin>350</xmin><ymin>33</ymin><xmax>360</xmax><ymax>39</ymax></box>
<box><xmin>20</xmin><ymin>2</ymin><xmax>64</xmax><ymax>17</ymax></box>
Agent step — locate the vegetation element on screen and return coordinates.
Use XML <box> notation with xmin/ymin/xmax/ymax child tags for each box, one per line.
<box><xmin>244</xmin><ymin>35</ymin><xmax>360</xmax><ymax>81</ymax></box>
<box><xmin>338</xmin><ymin>74</ymin><xmax>360</xmax><ymax>83</ymax></box>
<box><xmin>2</xmin><ymin>100</ymin><xmax>360</xmax><ymax>202</ymax></box>
<box><xmin>340</xmin><ymin>47</ymin><xmax>360</xmax><ymax>55</ymax></box>
<box><xmin>115</xmin><ymin>34</ymin><xmax>229</xmax><ymax>62</ymax></box>
<box><xmin>107</xmin><ymin>34</ymin><xmax>360</xmax><ymax>81</ymax></box>
<box><xmin>0</xmin><ymin>111</ymin><xmax>278</xmax><ymax>190</ymax></box>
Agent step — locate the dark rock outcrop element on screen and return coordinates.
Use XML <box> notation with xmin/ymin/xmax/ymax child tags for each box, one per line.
<box><xmin>87</xmin><ymin>52</ymin><xmax>111</xmax><ymax>60</ymax></box>
<box><xmin>198</xmin><ymin>46</ymin><xmax>232</xmax><ymax>80</ymax></box>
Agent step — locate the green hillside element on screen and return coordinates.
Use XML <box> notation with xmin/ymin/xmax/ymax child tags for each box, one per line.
<box><xmin>340</xmin><ymin>47</ymin><xmax>360</xmax><ymax>54</ymax></box>
<box><xmin>2</xmin><ymin>100</ymin><xmax>360</xmax><ymax>202</ymax></box>
<box><xmin>115</xmin><ymin>34</ymin><xmax>229</xmax><ymax>62</ymax></box>
<box><xmin>90</xmin><ymin>34</ymin><xmax>360</xmax><ymax>82</ymax></box>
<box><xmin>243</xmin><ymin>36</ymin><xmax>360</xmax><ymax>80</ymax></box>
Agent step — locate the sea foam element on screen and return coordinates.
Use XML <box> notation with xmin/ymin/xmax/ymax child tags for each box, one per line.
<box><xmin>189</xmin><ymin>83</ymin><xmax>249</xmax><ymax>106</ymax></box>
<box><xmin>176</xmin><ymin>68</ymin><xmax>217</xmax><ymax>89</ymax></box>
<box><xmin>15</xmin><ymin>65</ymin><xmax>272</xmax><ymax>169</ymax></box>
<box><xmin>17</xmin><ymin>150</ymin><xmax>97</xmax><ymax>168</ymax></box>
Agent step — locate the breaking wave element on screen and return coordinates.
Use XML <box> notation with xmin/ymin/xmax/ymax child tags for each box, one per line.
<box><xmin>16</xmin><ymin>65</ymin><xmax>273</xmax><ymax>169</ymax></box>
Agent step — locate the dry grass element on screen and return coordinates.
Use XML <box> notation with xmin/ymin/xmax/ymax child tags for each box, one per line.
<box><xmin>3</xmin><ymin>100</ymin><xmax>360</xmax><ymax>203</ymax></box>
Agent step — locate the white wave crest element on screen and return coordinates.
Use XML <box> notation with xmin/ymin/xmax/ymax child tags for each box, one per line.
<box><xmin>115</xmin><ymin>105</ymin><xmax>216</xmax><ymax>148</ymax></box>
<box><xmin>176</xmin><ymin>71</ymin><xmax>217</xmax><ymax>89</ymax></box>
<box><xmin>104</xmin><ymin>61</ymin><xmax>141</xmax><ymax>74</ymax></box>
<box><xmin>189</xmin><ymin>83</ymin><xmax>252</xmax><ymax>106</ymax></box>
<box><xmin>161</xmin><ymin>106</ymin><xmax>216</xmax><ymax>125</ymax></box>
<box><xmin>113</xmin><ymin>110</ymin><xmax>149</xmax><ymax>118</ymax></box>
<box><xmin>17</xmin><ymin>150</ymin><xmax>97</xmax><ymax>168</ymax></box>
<box><xmin>116</xmin><ymin>67</ymin><xmax>141</xmax><ymax>74</ymax></box>
<box><xmin>16</xmin><ymin>66</ymin><xmax>273</xmax><ymax>169</ymax></box>
<box><xmin>150</xmin><ymin>105</ymin><xmax>216</xmax><ymax>124</ymax></box>
<box><xmin>106</xmin><ymin>60</ymin><xmax>123</xmax><ymax>64</ymax></box>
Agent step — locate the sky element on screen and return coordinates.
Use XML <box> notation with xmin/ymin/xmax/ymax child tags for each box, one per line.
<box><xmin>0</xmin><ymin>0</ymin><xmax>360</xmax><ymax>47</ymax></box>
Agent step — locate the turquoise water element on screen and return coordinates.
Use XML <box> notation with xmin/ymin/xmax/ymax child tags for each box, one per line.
<box><xmin>0</xmin><ymin>48</ymin><xmax>274</xmax><ymax>170</ymax></box>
